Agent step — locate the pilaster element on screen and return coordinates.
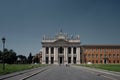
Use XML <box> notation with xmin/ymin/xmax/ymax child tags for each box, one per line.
<box><xmin>76</xmin><ymin>47</ymin><xmax>81</xmax><ymax>64</ymax></box>
<box><xmin>71</xmin><ymin>47</ymin><xmax>73</xmax><ymax>64</ymax></box>
<box><xmin>54</xmin><ymin>47</ymin><xmax>58</xmax><ymax>64</ymax></box>
<box><xmin>49</xmin><ymin>47</ymin><xmax>51</xmax><ymax>64</ymax></box>
<box><xmin>42</xmin><ymin>47</ymin><xmax>46</xmax><ymax>64</ymax></box>
<box><xmin>64</xmin><ymin>47</ymin><xmax>68</xmax><ymax>64</ymax></box>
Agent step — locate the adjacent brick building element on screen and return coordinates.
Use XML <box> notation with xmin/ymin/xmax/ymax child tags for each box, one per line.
<box><xmin>81</xmin><ymin>45</ymin><xmax>120</xmax><ymax>64</ymax></box>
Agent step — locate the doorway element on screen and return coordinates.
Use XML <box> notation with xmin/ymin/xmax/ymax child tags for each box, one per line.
<box><xmin>59</xmin><ymin>57</ymin><xmax>63</xmax><ymax>64</ymax></box>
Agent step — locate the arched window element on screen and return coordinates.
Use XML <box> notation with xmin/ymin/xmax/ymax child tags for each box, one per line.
<box><xmin>58</xmin><ymin>47</ymin><xmax>64</xmax><ymax>54</ymax></box>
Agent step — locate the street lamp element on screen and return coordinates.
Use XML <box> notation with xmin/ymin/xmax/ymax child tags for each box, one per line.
<box><xmin>2</xmin><ymin>37</ymin><xmax>6</xmax><ymax>71</ymax></box>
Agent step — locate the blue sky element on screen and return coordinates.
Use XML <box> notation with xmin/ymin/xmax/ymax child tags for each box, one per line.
<box><xmin>0</xmin><ymin>0</ymin><xmax>120</xmax><ymax>56</ymax></box>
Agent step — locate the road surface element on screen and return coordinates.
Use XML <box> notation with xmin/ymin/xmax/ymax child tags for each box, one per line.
<box><xmin>1</xmin><ymin>65</ymin><xmax>120</xmax><ymax>80</ymax></box>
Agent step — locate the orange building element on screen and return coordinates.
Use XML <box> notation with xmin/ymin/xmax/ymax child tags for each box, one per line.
<box><xmin>81</xmin><ymin>45</ymin><xmax>120</xmax><ymax>64</ymax></box>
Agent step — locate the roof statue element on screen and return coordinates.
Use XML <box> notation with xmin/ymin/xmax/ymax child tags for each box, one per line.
<box><xmin>42</xmin><ymin>30</ymin><xmax>80</xmax><ymax>43</ymax></box>
<box><xmin>77</xmin><ymin>35</ymin><xmax>80</xmax><ymax>39</ymax></box>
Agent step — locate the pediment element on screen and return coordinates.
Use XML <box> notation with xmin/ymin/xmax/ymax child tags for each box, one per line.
<box><xmin>54</xmin><ymin>39</ymin><xmax>69</xmax><ymax>44</ymax></box>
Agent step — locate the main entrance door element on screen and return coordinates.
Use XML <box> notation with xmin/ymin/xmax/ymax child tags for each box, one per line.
<box><xmin>59</xmin><ymin>57</ymin><xmax>64</xmax><ymax>64</ymax></box>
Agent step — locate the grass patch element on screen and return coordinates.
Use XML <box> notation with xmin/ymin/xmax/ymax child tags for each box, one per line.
<box><xmin>77</xmin><ymin>64</ymin><xmax>120</xmax><ymax>72</ymax></box>
<box><xmin>0</xmin><ymin>64</ymin><xmax>48</xmax><ymax>75</ymax></box>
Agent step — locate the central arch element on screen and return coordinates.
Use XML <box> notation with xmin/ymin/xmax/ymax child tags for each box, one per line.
<box><xmin>58</xmin><ymin>47</ymin><xmax>64</xmax><ymax>64</ymax></box>
<box><xmin>58</xmin><ymin>47</ymin><xmax>64</xmax><ymax>54</ymax></box>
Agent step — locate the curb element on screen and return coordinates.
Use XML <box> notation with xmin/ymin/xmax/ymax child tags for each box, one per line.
<box><xmin>19</xmin><ymin>68</ymin><xmax>48</xmax><ymax>80</ymax></box>
<box><xmin>0</xmin><ymin>67</ymin><xmax>46</xmax><ymax>80</ymax></box>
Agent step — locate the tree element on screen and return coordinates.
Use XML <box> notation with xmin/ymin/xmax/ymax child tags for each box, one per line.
<box><xmin>17</xmin><ymin>55</ymin><xmax>27</xmax><ymax>64</ymax></box>
<box><xmin>28</xmin><ymin>52</ymin><xmax>33</xmax><ymax>64</ymax></box>
<box><xmin>0</xmin><ymin>49</ymin><xmax>17</xmax><ymax>64</ymax></box>
<box><xmin>3</xmin><ymin>49</ymin><xmax>17</xmax><ymax>64</ymax></box>
<box><xmin>9</xmin><ymin>49</ymin><xmax>17</xmax><ymax>63</ymax></box>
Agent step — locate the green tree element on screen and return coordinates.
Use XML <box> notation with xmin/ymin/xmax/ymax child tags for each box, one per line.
<box><xmin>3</xmin><ymin>49</ymin><xmax>17</xmax><ymax>64</ymax></box>
<box><xmin>17</xmin><ymin>55</ymin><xmax>27</xmax><ymax>64</ymax></box>
<box><xmin>28</xmin><ymin>52</ymin><xmax>33</xmax><ymax>64</ymax></box>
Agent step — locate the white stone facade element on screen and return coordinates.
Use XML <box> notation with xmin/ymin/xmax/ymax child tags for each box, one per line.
<box><xmin>41</xmin><ymin>30</ymin><xmax>81</xmax><ymax>64</ymax></box>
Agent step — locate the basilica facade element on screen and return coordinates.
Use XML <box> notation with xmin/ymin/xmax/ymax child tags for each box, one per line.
<box><xmin>41</xmin><ymin>30</ymin><xmax>81</xmax><ymax>64</ymax></box>
<box><xmin>41</xmin><ymin>31</ymin><xmax>120</xmax><ymax>64</ymax></box>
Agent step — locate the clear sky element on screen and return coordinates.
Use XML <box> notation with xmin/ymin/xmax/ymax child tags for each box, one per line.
<box><xmin>0</xmin><ymin>0</ymin><xmax>120</xmax><ymax>56</ymax></box>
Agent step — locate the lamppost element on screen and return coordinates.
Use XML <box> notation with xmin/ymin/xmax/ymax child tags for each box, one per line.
<box><xmin>2</xmin><ymin>37</ymin><xmax>6</xmax><ymax>71</ymax></box>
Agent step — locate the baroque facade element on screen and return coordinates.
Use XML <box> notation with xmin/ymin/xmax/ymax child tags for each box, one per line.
<box><xmin>41</xmin><ymin>31</ymin><xmax>120</xmax><ymax>64</ymax></box>
<box><xmin>41</xmin><ymin>30</ymin><xmax>80</xmax><ymax>64</ymax></box>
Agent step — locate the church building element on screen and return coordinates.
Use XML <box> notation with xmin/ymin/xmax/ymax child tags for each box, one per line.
<box><xmin>41</xmin><ymin>30</ymin><xmax>81</xmax><ymax>64</ymax></box>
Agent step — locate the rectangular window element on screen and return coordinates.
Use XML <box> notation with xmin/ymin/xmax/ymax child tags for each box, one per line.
<box><xmin>113</xmin><ymin>60</ymin><xmax>115</xmax><ymax>63</ymax></box>
<box><xmin>100</xmin><ymin>49</ymin><xmax>102</xmax><ymax>53</ymax></box>
<box><xmin>92</xmin><ymin>60</ymin><xmax>94</xmax><ymax>64</ymax></box>
<box><xmin>96</xmin><ymin>60</ymin><xmax>98</xmax><ymax>63</ymax></box>
<box><xmin>104</xmin><ymin>49</ymin><xmax>106</xmax><ymax>53</ymax></box>
<box><xmin>92</xmin><ymin>54</ymin><xmax>94</xmax><ymax>58</ymax></box>
<box><xmin>100</xmin><ymin>60</ymin><xmax>103</xmax><ymax>63</ymax></box>
<box><xmin>96</xmin><ymin>54</ymin><xmax>98</xmax><ymax>58</ymax></box>
<box><xmin>109</xmin><ymin>60</ymin><xmax>111</xmax><ymax>63</ymax></box>
<box><xmin>88</xmin><ymin>54</ymin><xmax>91</xmax><ymax>58</ymax></box>
<box><xmin>96</xmin><ymin>48</ymin><xmax>98</xmax><ymax>52</ymax></box>
<box><xmin>100</xmin><ymin>54</ymin><xmax>102</xmax><ymax>58</ymax></box>
<box><xmin>92</xmin><ymin>49</ymin><xmax>94</xmax><ymax>52</ymax></box>
<box><xmin>87</xmin><ymin>48</ymin><xmax>89</xmax><ymax>52</ymax></box>
<box><xmin>117</xmin><ymin>54</ymin><xmax>119</xmax><ymax>58</ymax></box>
<box><xmin>117</xmin><ymin>60</ymin><xmax>119</xmax><ymax>63</ymax></box>
<box><xmin>109</xmin><ymin>54</ymin><xmax>111</xmax><ymax>58</ymax></box>
<box><xmin>113</xmin><ymin>54</ymin><xmax>116</xmax><ymax>58</ymax></box>
<box><xmin>104</xmin><ymin>54</ymin><xmax>107</xmax><ymax>58</ymax></box>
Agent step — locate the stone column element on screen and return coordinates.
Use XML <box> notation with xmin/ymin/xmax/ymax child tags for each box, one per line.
<box><xmin>76</xmin><ymin>47</ymin><xmax>80</xmax><ymax>64</ymax></box>
<box><xmin>64</xmin><ymin>47</ymin><xmax>68</xmax><ymax>64</ymax></box>
<box><xmin>49</xmin><ymin>47</ymin><xmax>51</xmax><ymax>64</ymax></box>
<box><xmin>42</xmin><ymin>47</ymin><xmax>46</xmax><ymax>64</ymax></box>
<box><xmin>54</xmin><ymin>47</ymin><xmax>58</xmax><ymax>64</ymax></box>
<box><xmin>71</xmin><ymin>47</ymin><xmax>73</xmax><ymax>64</ymax></box>
<box><xmin>64</xmin><ymin>47</ymin><xmax>66</xmax><ymax>64</ymax></box>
